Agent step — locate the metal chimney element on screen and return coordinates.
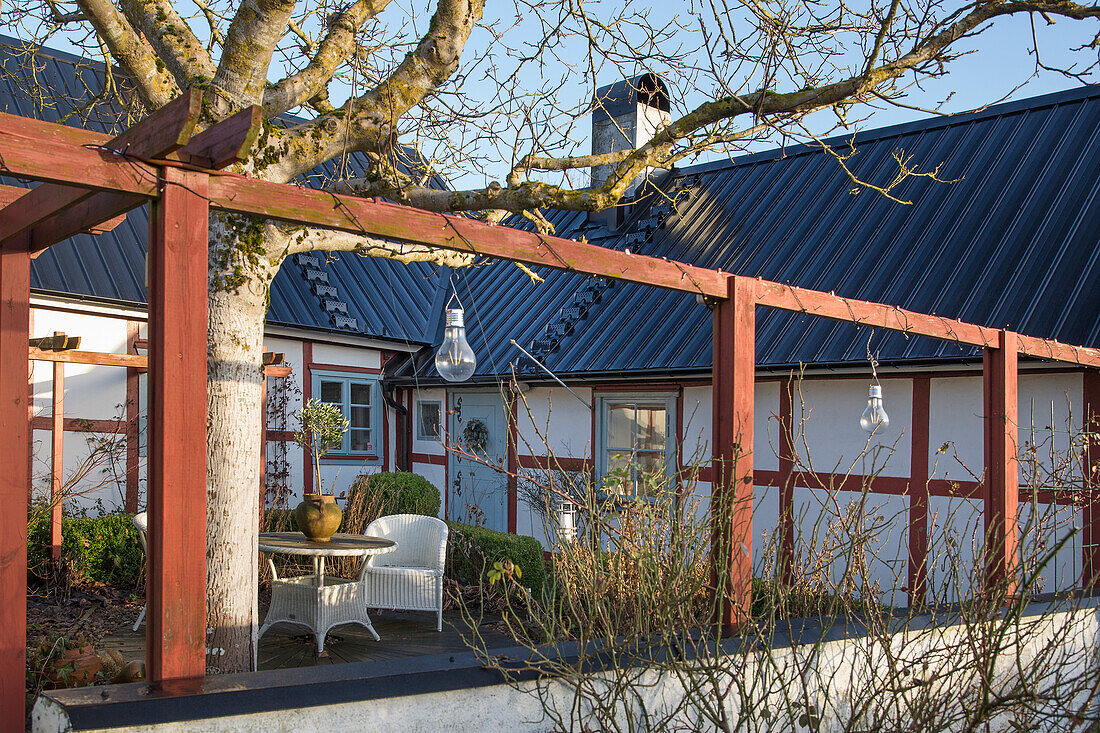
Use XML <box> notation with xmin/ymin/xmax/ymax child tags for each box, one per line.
<box><xmin>590</xmin><ymin>73</ymin><xmax>671</xmax><ymax>198</ymax></box>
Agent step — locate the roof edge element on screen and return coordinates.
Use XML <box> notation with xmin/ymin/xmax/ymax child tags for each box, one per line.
<box><xmin>677</xmin><ymin>84</ymin><xmax>1100</xmax><ymax>177</ymax></box>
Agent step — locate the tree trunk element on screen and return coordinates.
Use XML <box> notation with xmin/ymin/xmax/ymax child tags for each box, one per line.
<box><xmin>204</xmin><ymin>239</ymin><xmax>273</xmax><ymax>673</ymax></box>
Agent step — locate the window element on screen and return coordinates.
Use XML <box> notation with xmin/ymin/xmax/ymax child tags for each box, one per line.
<box><xmin>311</xmin><ymin>371</ymin><xmax>381</xmax><ymax>459</ymax></box>
<box><xmin>596</xmin><ymin>394</ymin><xmax>676</xmax><ymax>498</ymax></box>
<box><xmin>417</xmin><ymin>400</ymin><xmax>442</xmax><ymax>441</ymax></box>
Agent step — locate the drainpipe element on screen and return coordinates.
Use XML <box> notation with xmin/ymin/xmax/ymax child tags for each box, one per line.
<box><xmin>381</xmin><ymin>376</ymin><xmax>409</xmax><ymax>472</ymax></box>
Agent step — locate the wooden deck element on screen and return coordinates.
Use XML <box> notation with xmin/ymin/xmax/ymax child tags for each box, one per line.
<box><xmin>102</xmin><ymin>610</ymin><xmax>516</xmax><ymax>671</ymax></box>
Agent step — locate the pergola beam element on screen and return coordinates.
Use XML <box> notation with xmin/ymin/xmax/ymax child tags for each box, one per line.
<box><xmin>0</xmin><ymin>112</ymin><xmax>1096</xmax><ymax>369</ymax></box>
<box><xmin>0</xmin><ymin>89</ymin><xmax>202</xmax><ymax>247</ymax></box>
<box><xmin>28</xmin><ymin>347</ymin><xmax>289</xmax><ymax>377</ymax></box>
<box><xmin>205</xmin><ymin>175</ymin><xmax>1100</xmax><ymax>368</ymax></box>
<box><xmin>0</xmin><ymin>96</ymin><xmax>261</xmax><ymax>255</ymax></box>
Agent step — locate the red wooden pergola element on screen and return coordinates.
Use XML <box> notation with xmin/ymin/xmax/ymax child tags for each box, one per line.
<box><xmin>2</xmin><ymin>90</ymin><xmax>1099</xmax><ymax>727</ymax></box>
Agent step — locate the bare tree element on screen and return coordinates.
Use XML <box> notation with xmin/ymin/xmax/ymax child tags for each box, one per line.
<box><xmin>3</xmin><ymin>0</ymin><xmax>1098</xmax><ymax>673</ymax></box>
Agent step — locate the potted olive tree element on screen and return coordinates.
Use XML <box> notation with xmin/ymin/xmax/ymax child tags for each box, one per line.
<box><xmin>293</xmin><ymin>398</ymin><xmax>349</xmax><ymax>542</ymax></box>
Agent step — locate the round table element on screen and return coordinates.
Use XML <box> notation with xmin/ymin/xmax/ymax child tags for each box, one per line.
<box><xmin>257</xmin><ymin>532</ymin><xmax>397</xmax><ymax>657</ymax></box>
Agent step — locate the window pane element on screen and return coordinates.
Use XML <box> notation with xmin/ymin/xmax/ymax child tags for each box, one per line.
<box><xmin>607</xmin><ymin>405</ymin><xmax>635</xmax><ymax>449</ymax></box>
<box><xmin>351</xmin><ymin>429</ymin><xmax>372</xmax><ymax>452</ymax></box>
<box><xmin>350</xmin><ymin>382</ymin><xmax>372</xmax><ymax>405</ymax></box>
<box><xmin>419</xmin><ymin>402</ymin><xmax>440</xmax><ymax>439</ymax></box>
<box><xmin>351</xmin><ymin>405</ymin><xmax>370</xmax><ymax>429</ymax></box>
<box><xmin>636</xmin><ymin>451</ymin><xmax>667</xmax><ymax>492</ymax></box>
<box><xmin>636</xmin><ymin>405</ymin><xmax>666</xmax><ymax>450</ymax></box>
<box><xmin>606</xmin><ymin>451</ymin><xmax>633</xmax><ymax>495</ymax></box>
<box><xmin>320</xmin><ymin>380</ymin><xmax>343</xmax><ymax>404</ymax></box>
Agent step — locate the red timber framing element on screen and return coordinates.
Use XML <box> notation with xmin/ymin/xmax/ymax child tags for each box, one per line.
<box><xmin>1085</xmin><ymin>370</ymin><xmax>1100</xmax><ymax>587</ymax></box>
<box><xmin>984</xmin><ymin>331</ymin><xmax>1020</xmax><ymax>598</ymax></box>
<box><xmin>50</xmin><ymin>332</ymin><xmax>65</xmax><ymax>560</ymax></box>
<box><xmin>126</xmin><ymin>321</ymin><xmax>142</xmax><ymax>513</ymax></box>
<box><xmin>908</xmin><ymin>376</ymin><xmax>932</xmax><ymax>606</ymax></box>
<box><xmin>778</xmin><ymin>379</ymin><xmax>795</xmax><ymax>587</ymax></box>
<box><xmin>1</xmin><ymin>90</ymin><xmax>1099</xmax><ymax>726</ymax></box>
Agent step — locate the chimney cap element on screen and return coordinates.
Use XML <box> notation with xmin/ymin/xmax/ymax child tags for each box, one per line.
<box><xmin>593</xmin><ymin>73</ymin><xmax>671</xmax><ymax>119</ymax></box>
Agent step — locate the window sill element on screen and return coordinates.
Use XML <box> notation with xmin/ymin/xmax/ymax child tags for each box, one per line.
<box><xmin>595</xmin><ymin>490</ymin><xmax>667</xmax><ymax>508</ymax></box>
<box><xmin>321</xmin><ymin>455</ymin><xmax>381</xmax><ymax>465</ymax></box>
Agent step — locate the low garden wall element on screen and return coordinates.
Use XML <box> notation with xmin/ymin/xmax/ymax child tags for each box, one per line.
<box><xmin>35</xmin><ymin>595</ymin><xmax>1100</xmax><ymax>732</ymax></box>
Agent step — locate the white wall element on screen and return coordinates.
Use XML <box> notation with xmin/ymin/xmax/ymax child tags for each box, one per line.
<box><xmin>28</xmin><ymin>295</ymin><xmax>1092</xmax><ymax>605</ymax></box>
<box><xmin>796</xmin><ymin>377</ymin><xmax>912</xmax><ymax>478</ymax></box>
<box><xmin>37</xmin><ymin>600</ymin><xmax>1100</xmax><ymax>732</ymax></box>
<box><xmin>26</xmin><ymin>304</ymin><xmax>404</xmax><ymax>514</ymax></box>
<box><xmin>486</xmin><ymin>371</ymin><xmax>1091</xmax><ymax>604</ymax></box>
<box><xmin>30</xmin><ymin>308</ymin><xmax>132</xmax><ymax>512</ymax></box>
<box><xmin>515</xmin><ymin>386</ymin><xmax>593</xmax><ymax>459</ymax></box>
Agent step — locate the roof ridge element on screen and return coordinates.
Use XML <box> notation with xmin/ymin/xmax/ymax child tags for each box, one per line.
<box><xmin>677</xmin><ymin>84</ymin><xmax>1100</xmax><ymax>177</ymax></box>
<box><xmin>0</xmin><ymin>33</ymin><xmax>111</xmax><ymax>71</ymax></box>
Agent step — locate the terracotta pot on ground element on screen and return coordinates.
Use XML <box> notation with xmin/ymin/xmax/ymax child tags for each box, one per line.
<box><xmin>294</xmin><ymin>493</ymin><xmax>342</xmax><ymax>542</ymax></box>
<box><xmin>47</xmin><ymin>645</ymin><xmax>101</xmax><ymax>688</ymax></box>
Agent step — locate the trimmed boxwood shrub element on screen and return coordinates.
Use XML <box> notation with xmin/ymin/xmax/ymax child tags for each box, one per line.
<box><xmin>347</xmin><ymin>471</ymin><xmax>441</xmax><ymax>519</ymax></box>
<box><xmin>27</xmin><ymin>512</ymin><xmax>143</xmax><ymax>587</ymax></box>
<box><xmin>447</xmin><ymin>522</ymin><xmax>546</xmax><ymax>596</ymax></box>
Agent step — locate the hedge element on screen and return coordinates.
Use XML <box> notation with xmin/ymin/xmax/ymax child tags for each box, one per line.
<box><xmin>348</xmin><ymin>471</ymin><xmax>441</xmax><ymax>519</ymax></box>
<box><xmin>447</xmin><ymin>522</ymin><xmax>546</xmax><ymax>596</ymax></box>
<box><xmin>27</xmin><ymin>512</ymin><xmax>143</xmax><ymax>587</ymax></box>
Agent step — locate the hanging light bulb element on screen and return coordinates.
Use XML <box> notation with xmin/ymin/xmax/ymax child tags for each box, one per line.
<box><xmin>860</xmin><ymin>383</ymin><xmax>889</xmax><ymax>433</ymax></box>
<box><xmin>435</xmin><ymin>302</ymin><xmax>476</xmax><ymax>382</ymax></box>
<box><xmin>860</xmin><ymin>334</ymin><xmax>889</xmax><ymax>433</ymax></box>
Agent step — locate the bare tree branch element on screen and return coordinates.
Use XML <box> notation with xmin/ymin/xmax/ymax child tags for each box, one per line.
<box><xmin>119</xmin><ymin>0</ymin><xmax>216</xmax><ymax>88</ymax></box>
<box><xmin>211</xmin><ymin>0</ymin><xmax>300</xmax><ymax>114</ymax></box>
<box><xmin>278</xmin><ymin>0</ymin><xmax>485</xmax><ymax>179</ymax></box>
<box><xmin>263</xmin><ymin>0</ymin><xmax>395</xmax><ymax>117</ymax></box>
<box><xmin>72</xmin><ymin>0</ymin><xmax>179</xmax><ymax>107</ymax></box>
<box><xmin>285</xmin><ymin>225</ymin><xmax>477</xmax><ymax>267</ymax></box>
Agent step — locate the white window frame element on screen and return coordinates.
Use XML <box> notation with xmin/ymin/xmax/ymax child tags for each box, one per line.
<box><xmin>595</xmin><ymin>392</ymin><xmax>677</xmax><ymax>498</ymax></box>
<box><xmin>311</xmin><ymin>370</ymin><xmax>382</xmax><ymax>462</ymax></box>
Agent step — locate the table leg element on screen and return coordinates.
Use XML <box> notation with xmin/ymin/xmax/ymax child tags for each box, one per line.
<box><xmin>319</xmin><ymin>556</ymin><xmax>325</xmax><ymax>588</ymax></box>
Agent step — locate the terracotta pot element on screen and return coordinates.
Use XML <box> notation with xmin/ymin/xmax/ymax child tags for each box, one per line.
<box><xmin>294</xmin><ymin>493</ymin><xmax>342</xmax><ymax>542</ymax></box>
<box><xmin>47</xmin><ymin>645</ymin><xmax>101</xmax><ymax>688</ymax></box>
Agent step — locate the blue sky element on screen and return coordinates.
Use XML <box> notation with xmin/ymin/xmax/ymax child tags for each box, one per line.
<box><xmin>23</xmin><ymin>1</ymin><xmax>1099</xmax><ymax>190</ymax></box>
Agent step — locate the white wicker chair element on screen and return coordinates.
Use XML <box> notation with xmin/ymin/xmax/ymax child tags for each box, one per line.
<box><xmin>132</xmin><ymin>512</ymin><xmax>148</xmax><ymax>631</ymax></box>
<box><xmin>361</xmin><ymin>514</ymin><xmax>448</xmax><ymax>631</ymax></box>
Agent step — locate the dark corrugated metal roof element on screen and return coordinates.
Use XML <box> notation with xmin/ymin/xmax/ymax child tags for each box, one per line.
<box><xmin>0</xmin><ymin>37</ymin><xmax>441</xmax><ymax>344</ymax></box>
<box><xmin>410</xmin><ymin>84</ymin><xmax>1100</xmax><ymax>380</ymax></box>
<box><xmin>5</xmin><ymin>37</ymin><xmax>1097</xmax><ymax>371</ymax></box>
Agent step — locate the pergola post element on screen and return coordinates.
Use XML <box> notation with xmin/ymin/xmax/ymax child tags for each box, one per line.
<box><xmin>711</xmin><ymin>274</ymin><xmax>755</xmax><ymax>631</ymax></box>
<box><xmin>0</xmin><ymin>233</ymin><xmax>31</xmax><ymax>729</ymax></box>
<box><xmin>983</xmin><ymin>329</ymin><xmax>1019</xmax><ymax>599</ymax></box>
<box><xmin>146</xmin><ymin>167</ymin><xmax>209</xmax><ymax>687</ymax></box>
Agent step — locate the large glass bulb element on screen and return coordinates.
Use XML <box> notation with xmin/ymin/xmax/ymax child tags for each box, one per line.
<box><xmin>860</xmin><ymin>384</ymin><xmax>889</xmax><ymax>434</ymax></box>
<box><xmin>435</xmin><ymin>308</ymin><xmax>476</xmax><ymax>382</ymax></box>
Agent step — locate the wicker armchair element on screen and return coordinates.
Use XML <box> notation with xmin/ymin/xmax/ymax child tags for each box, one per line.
<box><xmin>361</xmin><ymin>514</ymin><xmax>449</xmax><ymax>631</ymax></box>
<box><xmin>132</xmin><ymin>512</ymin><xmax>148</xmax><ymax>631</ymax></box>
